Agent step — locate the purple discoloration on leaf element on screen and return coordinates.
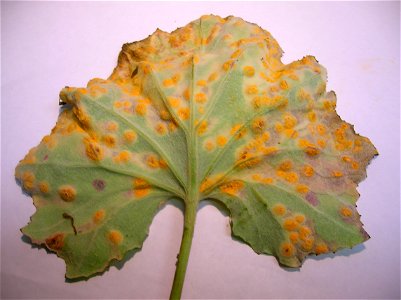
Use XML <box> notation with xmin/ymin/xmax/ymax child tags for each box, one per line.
<box><xmin>92</xmin><ymin>179</ymin><xmax>105</xmax><ymax>191</ymax></box>
<box><xmin>43</xmin><ymin>155</ymin><xmax>48</xmax><ymax>161</ymax></box>
<box><xmin>124</xmin><ymin>190</ymin><xmax>133</xmax><ymax>197</ymax></box>
<box><xmin>305</xmin><ymin>192</ymin><xmax>319</xmax><ymax>206</ymax></box>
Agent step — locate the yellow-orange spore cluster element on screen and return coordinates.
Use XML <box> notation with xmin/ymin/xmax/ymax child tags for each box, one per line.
<box><xmin>145</xmin><ymin>154</ymin><xmax>167</xmax><ymax>169</ymax></box>
<box><xmin>38</xmin><ymin>181</ymin><xmax>50</xmax><ymax>194</ymax></box>
<box><xmin>58</xmin><ymin>185</ymin><xmax>76</xmax><ymax>202</ymax></box>
<box><xmin>219</xmin><ymin>180</ymin><xmax>244</xmax><ymax>196</ymax></box>
<box><xmin>93</xmin><ymin>209</ymin><xmax>106</xmax><ymax>223</ymax></box>
<box><xmin>21</xmin><ymin>171</ymin><xmax>35</xmax><ymax>191</ymax></box>
<box><xmin>251</xmin><ymin>173</ymin><xmax>274</xmax><ymax>185</ymax></box>
<box><xmin>114</xmin><ymin>150</ymin><xmax>131</xmax><ymax>163</ymax></box>
<box><xmin>133</xmin><ymin>178</ymin><xmax>151</xmax><ymax>198</ymax></box>
<box><xmin>271</xmin><ymin>203</ymin><xmax>330</xmax><ymax>258</ymax></box>
<box><xmin>108</xmin><ymin>230</ymin><xmax>123</xmax><ymax>245</ymax></box>
<box><xmin>123</xmin><ymin>130</ymin><xmax>137</xmax><ymax>144</ymax></box>
<box><xmin>84</xmin><ymin>138</ymin><xmax>104</xmax><ymax>161</ymax></box>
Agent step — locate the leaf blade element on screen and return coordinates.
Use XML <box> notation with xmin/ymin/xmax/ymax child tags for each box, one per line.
<box><xmin>16</xmin><ymin>15</ymin><xmax>377</xmax><ymax>283</ymax></box>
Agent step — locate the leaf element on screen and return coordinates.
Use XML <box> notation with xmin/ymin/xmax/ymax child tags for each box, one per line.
<box><xmin>15</xmin><ymin>15</ymin><xmax>377</xmax><ymax>296</ymax></box>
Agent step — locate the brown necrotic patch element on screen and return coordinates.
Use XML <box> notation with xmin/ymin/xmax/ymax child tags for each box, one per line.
<box><xmin>45</xmin><ymin>233</ymin><xmax>64</xmax><ymax>251</ymax></box>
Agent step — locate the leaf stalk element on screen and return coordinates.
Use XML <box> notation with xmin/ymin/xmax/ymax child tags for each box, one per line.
<box><xmin>169</xmin><ymin>200</ymin><xmax>198</xmax><ymax>300</ymax></box>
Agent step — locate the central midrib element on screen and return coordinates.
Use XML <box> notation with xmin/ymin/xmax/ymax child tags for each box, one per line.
<box><xmin>187</xmin><ymin>54</ymin><xmax>199</xmax><ymax>205</ymax></box>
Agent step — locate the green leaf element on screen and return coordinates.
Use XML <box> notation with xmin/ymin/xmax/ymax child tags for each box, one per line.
<box><xmin>15</xmin><ymin>15</ymin><xmax>377</xmax><ymax>297</ymax></box>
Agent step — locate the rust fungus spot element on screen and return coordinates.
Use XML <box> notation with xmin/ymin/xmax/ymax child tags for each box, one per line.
<box><xmin>93</xmin><ymin>209</ymin><xmax>106</xmax><ymax>223</ymax></box>
<box><xmin>208</xmin><ymin>72</ymin><xmax>218</xmax><ymax>82</ymax></box>
<box><xmin>133</xmin><ymin>178</ymin><xmax>151</xmax><ymax>198</ymax></box>
<box><xmin>134</xmin><ymin>188</ymin><xmax>150</xmax><ymax>198</ymax></box>
<box><xmin>332</xmin><ymin>170</ymin><xmax>343</xmax><ymax>178</ymax></box>
<box><xmin>114</xmin><ymin>150</ymin><xmax>131</xmax><ymax>163</ymax></box>
<box><xmin>246</xmin><ymin>85</ymin><xmax>258</xmax><ymax>95</ymax></box>
<box><xmin>197</xmin><ymin>121</ymin><xmax>208</xmax><ymax>135</ymax></box>
<box><xmin>283</xmin><ymin>113</ymin><xmax>297</xmax><ymax>129</ymax></box>
<box><xmin>303</xmin><ymin>165</ymin><xmax>314</xmax><ymax>177</ymax></box>
<box><xmin>102</xmin><ymin>135</ymin><xmax>116</xmax><ymax>148</ymax></box>
<box><xmin>301</xmin><ymin>238</ymin><xmax>315</xmax><ymax>251</ymax></box>
<box><xmin>284</xmin><ymin>172</ymin><xmax>298</xmax><ymax>183</ymax></box>
<box><xmin>289</xmin><ymin>232</ymin><xmax>299</xmax><ymax>243</ymax></box>
<box><xmin>21</xmin><ymin>171</ymin><xmax>35</xmax><ymax>191</ymax></box>
<box><xmin>315</xmin><ymin>243</ymin><xmax>329</xmax><ymax>254</ymax></box>
<box><xmin>283</xmin><ymin>218</ymin><xmax>298</xmax><ymax>231</ymax></box>
<box><xmin>251</xmin><ymin>118</ymin><xmax>265</xmax><ymax>133</ymax></box>
<box><xmin>299</xmin><ymin>226</ymin><xmax>312</xmax><ymax>240</ymax></box>
<box><xmin>204</xmin><ymin>140</ymin><xmax>214</xmax><ymax>152</ymax></box>
<box><xmin>168</xmin><ymin>97</ymin><xmax>180</xmax><ymax>107</ymax></box>
<box><xmin>159</xmin><ymin>110</ymin><xmax>171</xmax><ymax>121</ymax></box>
<box><xmin>243</xmin><ymin>66</ymin><xmax>255</xmax><ymax>77</ymax></box>
<box><xmin>278</xmin><ymin>160</ymin><xmax>292</xmax><ymax>171</ymax></box>
<box><xmin>178</xmin><ymin>107</ymin><xmax>190</xmax><ymax>120</ymax></box>
<box><xmin>340</xmin><ymin>206</ymin><xmax>353</xmax><ymax>218</ymax></box>
<box><xmin>216</xmin><ymin>135</ymin><xmax>227</xmax><ymax>147</ymax></box>
<box><xmin>183</xmin><ymin>88</ymin><xmax>191</xmax><ymax>101</ymax></box>
<box><xmin>108</xmin><ymin>230</ymin><xmax>123</xmax><ymax>245</ymax></box>
<box><xmin>58</xmin><ymin>185</ymin><xmax>76</xmax><ymax>202</ymax></box>
<box><xmin>296</xmin><ymin>184</ymin><xmax>309</xmax><ymax>194</ymax></box>
<box><xmin>235</xmin><ymin>128</ymin><xmax>247</xmax><ymax>140</ymax></box>
<box><xmin>351</xmin><ymin>161</ymin><xmax>359</xmax><ymax>170</ymax></box>
<box><xmin>158</xmin><ymin>159</ymin><xmax>168</xmax><ymax>168</ymax></box>
<box><xmin>199</xmin><ymin>178</ymin><xmax>212</xmax><ymax>193</ymax></box>
<box><xmin>196</xmin><ymin>80</ymin><xmax>207</xmax><ymax>87</ymax></box>
<box><xmin>304</xmin><ymin>146</ymin><xmax>320</xmax><ymax>156</ymax></box>
<box><xmin>106</xmin><ymin>121</ymin><xmax>118</xmax><ymax>132</ymax></box>
<box><xmin>294</xmin><ymin>214</ymin><xmax>306</xmax><ymax>224</ymax></box>
<box><xmin>280</xmin><ymin>80</ymin><xmax>289</xmax><ymax>90</ymax></box>
<box><xmin>239</xmin><ymin>157</ymin><xmax>261</xmax><ymax>169</ymax></box>
<box><xmin>262</xmin><ymin>177</ymin><xmax>274</xmax><ymax>184</ymax></box>
<box><xmin>220</xmin><ymin>180</ymin><xmax>244</xmax><ymax>196</ymax></box>
<box><xmin>38</xmin><ymin>181</ymin><xmax>50</xmax><ymax>194</ymax></box>
<box><xmin>280</xmin><ymin>242</ymin><xmax>295</xmax><ymax>257</ymax></box>
<box><xmin>135</xmin><ymin>103</ymin><xmax>147</xmax><ymax>116</ymax></box>
<box><xmin>123</xmin><ymin>130</ymin><xmax>137</xmax><ymax>144</ymax></box>
<box><xmin>134</xmin><ymin>178</ymin><xmax>149</xmax><ymax>188</ymax></box>
<box><xmin>195</xmin><ymin>93</ymin><xmax>207</xmax><ymax>104</ymax></box>
<box><xmin>146</xmin><ymin>155</ymin><xmax>160</xmax><ymax>168</ymax></box>
<box><xmin>84</xmin><ymin>138</ymin><xmax>104</xmax><ymax>161</ymax></box>
<box><xmin>272</xmin><ymin>203</ymin><xmax>286</xmax><ymax>216</ymax></box>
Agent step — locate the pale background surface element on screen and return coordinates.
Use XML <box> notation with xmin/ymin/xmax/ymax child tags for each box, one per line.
<box><xmin>1</xmin><ymin>1</ymin><xmax>400</xmax><ymax>299</ymax></box>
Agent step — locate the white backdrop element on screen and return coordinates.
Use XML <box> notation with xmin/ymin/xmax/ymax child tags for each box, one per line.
<box><xmin>2</xmin><ymin>2</ymin><xmax>400</xmax><ymax>299</ymax></box>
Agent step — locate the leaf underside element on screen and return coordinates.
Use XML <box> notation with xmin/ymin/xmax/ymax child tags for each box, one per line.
<box><xmin>16</xmin><ymin>15</ymin><xmax>377</xmax><ymax>279</ymax></box>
